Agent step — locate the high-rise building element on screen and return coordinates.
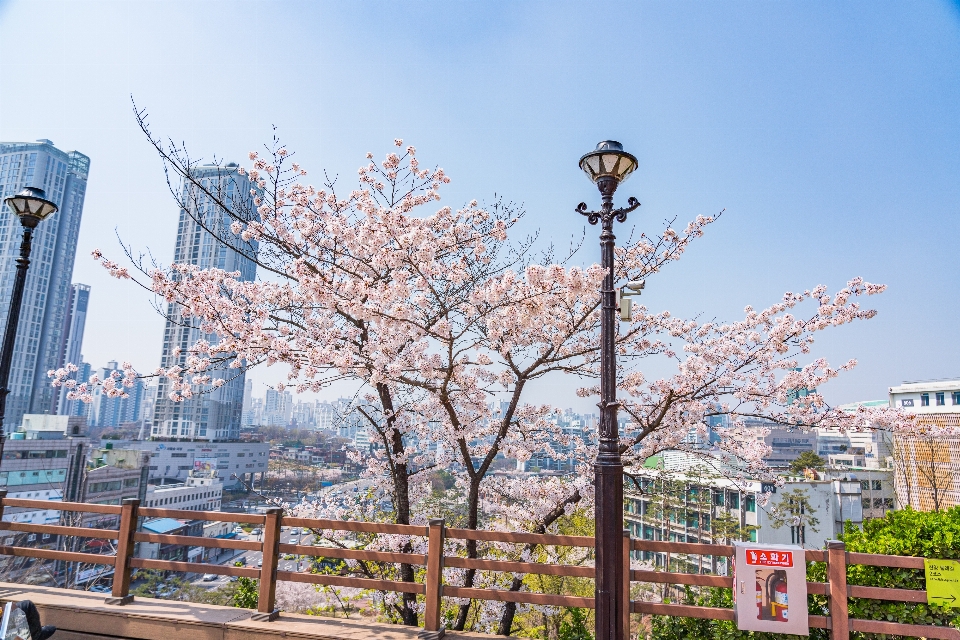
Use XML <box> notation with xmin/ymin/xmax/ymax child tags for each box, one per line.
<box><xmin>89</xmin><ymin>360</ymin><xmax>145</xmax><ymax>428</ymax></box>
<box><xmin>55</xmin><ymin>283</ymin><xmax>91</xmax><ymax>414</ymax></box>
<box><xmin>151</xmin><ymin>164</ymin><xmax>258</xmax><ymax>441</ymax></box>
<box><xmin>0</xmin><ymin>140</ymin><xmax>90</xmax><ymax>432</ymax></box>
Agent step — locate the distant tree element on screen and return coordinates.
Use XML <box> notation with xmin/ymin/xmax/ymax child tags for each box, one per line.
<box><xmin>789</xmin><ymin>451</ymin><xmax>826</xmax><ymax>474</ymax></box>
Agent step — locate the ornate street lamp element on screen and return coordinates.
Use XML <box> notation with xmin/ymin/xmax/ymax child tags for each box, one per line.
<box><xmin>0</xmin><ymin>187</ymin><xmax>58</xmax><ymax>457</ymax></box>
<box><xmin>577</xmin><ymin>141</ymin><xmax>639</xmax><ymax>640</ymax></box>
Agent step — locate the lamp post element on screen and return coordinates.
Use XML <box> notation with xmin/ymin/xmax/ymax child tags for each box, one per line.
<box><xmin>0</xmin><ymin>187</ymin><xmax>59</xmax><ymax>460</ymax></box>
<box><xmin>577</xmin><ymin>141</ymin><xmax>639</xmax><ymax>640</ymax></box>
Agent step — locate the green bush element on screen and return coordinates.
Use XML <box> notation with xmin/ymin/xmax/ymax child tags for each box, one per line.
<box><xmin>650</xmin><ymin>507</ymin><xmax>960</xmax><ymax>640</ymax></box>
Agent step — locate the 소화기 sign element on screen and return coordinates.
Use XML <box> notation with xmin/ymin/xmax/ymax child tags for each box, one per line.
<box><xmin>925</xmin><ymin>559</ymin><xmax>960</xmax><ymax>607</ymax></box>
<box><xmin>733</xmin><ymin>542</ymin><xmax>809</xmax><ymax>635</ymax></box>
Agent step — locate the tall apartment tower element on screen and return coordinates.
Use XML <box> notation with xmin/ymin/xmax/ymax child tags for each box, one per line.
<box><xmin>55</xmin><ymin>283</ymin><xmax>91</xmax><ymax>414</ymax></box>
<box><xmin>0</xmin><ymin>140</ymin><xmax>89</xmax><ymax>432</ymax></box>
<box><xmin>151</xmin><ymin>165</ymin><xmax>258</xmax><ymax>441</ymax></box>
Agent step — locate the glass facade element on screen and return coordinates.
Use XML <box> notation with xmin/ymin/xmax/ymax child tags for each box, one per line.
<box><xmin>0</xmin><ymin>141</ymin><xmax>89</xmax><ymax>432</ymax></box>
<box><xmin>151</xmin><ymin>165</ymin><xmax>258</xmax><ymax>441</ymax></box>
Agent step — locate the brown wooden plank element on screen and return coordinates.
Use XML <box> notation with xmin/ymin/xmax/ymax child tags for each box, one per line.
<box><xmin>0</xmin><ymin>545</ymin><xmax>115</xmax><ymax>565</ymax></box>
<box><xmin>137</xmin><ymin>507</ymin><xmax>265</xmax><ymax>524</ymax></box>
<box><xmin>1</xmin><ymin>498</ymin><xmax>121</xmax><ymax>515</ymax></box>
<box><xmin>806</xmin><ymin>550</ymin><xmax>826</xmax><ymax>562</ymax></box>
<box><xmin>847</xmin><ymin>585</ymin><xmax>929</xmax><ymax>603</ymax></box>
<box><xmin>809</xmin><ymin>615</ymin><xmax>830</xmax><ymax>629</ymax></box>
<box><xmin>281</xmin><ymin>517</ymin><xmax>427</xmax><ymax>536</ymax></box>
<box><xmin>630</xmin><ymin>569</ymin><xmax>731</xmax><ymax>588</ymax></box>
<box><xmin>0</xmin><ymin>522</ymin><xmax>119</xmax><ymax>539</ymax></box>
<box><xmin>276</xmin><ymin>570</ymin><xmax>425</xmax><ymax>594</ymax></box>
<box><xmin>129</xmin><ymin>557</ymin><xmax>260</xmax><ymax>578</ymax></box>
<box><xmin>806</xmin><ymin>582</ymin><xmax>829</xmax><ymax>596</ymax></box>
<box><xmin>631</xmin><ymin>601</ymin><xmax>735</xmax><ymax>620</ymax></box>
<box><xmin>444</xmin><ymin>556</ymin><xmax>594</xmax><ymax>578</ymax></box>
<box><xmin>133</xmin><ymin>533</ymin><xmax>261</xmax><ymax>551</ymax></box>
<box><xmin>631</xmin><ymin>539</ymin><xmax>734</xmax><ymax>557</ymax></box>
<box><xmin>278</xmin><ymin>544</ymin><xmax>426</xmax><ymax>565</ymax></box>
<box><xmin>846</xmin><ymin>552</ymin><xmax>925</xmax><ymax>569</ymax></box>
<box><xmin>850</xmin><ymin>618</ymin><xmax>960</xmax><ymax>640</ymax></box>
<box><xmin>443</xmin><ymin>586</ymin><xmax>594</xmax><ymax>608</ymax></box>
<box><xmin>445</xmin><ymin>528</ymin><xmax>594</xmax><ymax>547</ymax></box>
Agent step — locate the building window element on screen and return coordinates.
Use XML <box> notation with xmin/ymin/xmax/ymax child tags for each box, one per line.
<box><xmin>936</xmin><ymin>392</ymin><xmax>945</xmax><ymax>406</ymax></box>
<box><xmin>953</xmin><ymin>392</ymin><xmax>960</xmax><ymax>406</ymax></box>
<box><xmin>921</xmin><ymin>393</ymin><xmax>930</xmax><ymax>407</ymax></box>
<box><xmin>746</xmin><ymin>495</ymin><xmax>756</xmax><ymax>512</ymax></box>
<box><xmin>749</xmin><ymin>529</ymin><xmax>757</xmax><ymax>542</ymax></box>
<box><xmin>872</xmin><ymin>480</ymin><xmax>882</xmax><ymax>490</ymax></box>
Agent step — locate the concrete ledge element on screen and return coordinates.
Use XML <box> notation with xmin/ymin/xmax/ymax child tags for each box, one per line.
<box><xmin>0</xmin><ymin>583</ymin><xmax>486</xmax><ymax>640</ymax></box>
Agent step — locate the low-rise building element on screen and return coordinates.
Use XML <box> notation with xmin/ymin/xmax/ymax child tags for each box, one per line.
<box><xmin>105</xmin><ymin>439</ymin><xmax>268</xmax><ymax>489</ymax></box>
<box><xmin>144</xmin><ymin>469</ymin><xmax>223</xmax><ymax>511</ymax></box>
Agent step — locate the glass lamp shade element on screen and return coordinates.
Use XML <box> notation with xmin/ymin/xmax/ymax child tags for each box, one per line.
<box><xmin>578</xmin><ymin>140</ymin><xmax>638</xmax><ymax>184</ymax></box>
<box><xmin>4</xmin><ymin>187</ymin><xmax>58</xmax><ymax>222</ymax></box>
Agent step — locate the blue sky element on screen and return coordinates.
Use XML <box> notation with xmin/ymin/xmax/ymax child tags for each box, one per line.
<box><xmin>1</xmin><ymin>1</ymin><xmax>958</xmax><ymax>409</ymax></box>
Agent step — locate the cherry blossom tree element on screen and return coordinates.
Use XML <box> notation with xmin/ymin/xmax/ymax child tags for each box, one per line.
<box><xmin>50</xmin><ymin>113</ymin><xmax>923</xmax><ymax>633</ymax></box>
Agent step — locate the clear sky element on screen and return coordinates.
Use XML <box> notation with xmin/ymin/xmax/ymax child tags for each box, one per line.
<box><xmin>1</xmin><ymin>1</ymin><xmax>958</xmax><ymax>411</ymax></box>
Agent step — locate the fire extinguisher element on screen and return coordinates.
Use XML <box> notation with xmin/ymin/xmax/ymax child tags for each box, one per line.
<box><xmin>756</xmin><ymin>577</ymin><xmax>764</xmax><ymax>619</ymax></box>
<box><xmin>770</xmin><ymin>570</ymin><xmax>789</xmax><ymax>622</ymax></box>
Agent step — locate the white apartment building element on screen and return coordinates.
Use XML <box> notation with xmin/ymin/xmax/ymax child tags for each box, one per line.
<box><xmin>144</xmin><ymin>471</ymin><xmax>223</xmax><ymax>510</ymax></box>
<box><xmin>887</xmin><ymin>378</ymin><xmax>960</xmax><ymax>511</ymax></box>
<box><xmin>106</xmin><ymin>440</ymin><xmax>268</xmax><ymax>489</ymax></box>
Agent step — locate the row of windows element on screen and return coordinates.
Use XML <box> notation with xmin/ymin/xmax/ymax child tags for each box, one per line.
<box><xmin>903</xmin><ymin>391</ymin><xmax>960</xmax><ymax>407</ymax></box>
<box><xmin>146</xmin><ymin>490</ymin><xmax>220</xmax><ymax>507</ymax></box>
<box><xmin>1</xmin><ymin>449</ymin><xmax>68</xmax><ymax>460</ymax></box>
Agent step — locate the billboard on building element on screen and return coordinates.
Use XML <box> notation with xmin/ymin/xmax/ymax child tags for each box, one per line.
<box><xmin>193</xmin><ymin>458</ymin><xmax>217</xmax><ymax>473</ymax></box>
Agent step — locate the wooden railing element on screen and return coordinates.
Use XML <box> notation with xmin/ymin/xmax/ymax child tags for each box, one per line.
<box><xmin>0</xmin><ymin>490</ymin><xmax>956</xmax><ymax>638</ymax></box>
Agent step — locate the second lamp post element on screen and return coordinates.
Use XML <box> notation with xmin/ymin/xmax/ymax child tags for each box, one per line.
<box><xmin>578</xmin><ymin>140</ymin><xmax>639</xmax><ymax>640</ymax></box>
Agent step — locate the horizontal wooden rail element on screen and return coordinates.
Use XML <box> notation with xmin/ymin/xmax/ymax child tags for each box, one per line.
<box><xmin>0</xmin><ymin>522</ymin><xmax>119</xmax><ymax>539</ymax></box>
<box><xmin>137</xmin><ymin>507</ymin><xmax>264</xmax><ymax>524</ymax></box>
<box><xmin>446</xmin><ymin>556</ymin><xmax>594</xmax><ymax>578</ymax></box>
<box><xmin>631</xmin><ymin>539</ymin><xmax>734</xmax><ymax>556</ymax></box>
<box><xmin>0</xmin><ymin>545</ymin><xmax>115</xmax><ymax>565</ymax></box>
<box><xmin>806</xmin><ymin>550</ymin><xmax>826</xmax><ymax>562</ymax></box>
<box><xmin>277</xmin><ymin>570</ymin><xmax>425</xmax><ymax>593</ymax></box>
<box><xmin>1</xmin><ymin>498</ymin><xmax>121</xmax><ymax>514</ymax></box>
<box><xmin>632</xmin><ymin>601</ymin><xmax>736</xmax><ymax>621</ymax></box>
<box><xmin>279</xmin><ymin>543</ymin><xmax>426</xmax><ymax>565</ymax></box>
<box><xmin>847</xmin><ymin>584</ymin><xmax>929</xmax><ymax>603</ymax></box>
<box><xmin>850</xmin><ymin>619</ymin><xmax>960</xmax><ymax>640</ymax></box>
<box><xmin>129</xmin><ymin>558</ymin><xmax>260</xmax><ymax>578</ymax></box>
<box><xmin>847</xmin><ymin>551</ymin><xmax>924</xmax><ymax>569</ymax></box>
<box><xmin>133</xmin><ymin>533</ymin><xmax>261</xmax><ymax>551</ymax></box>
<box><xmin>282</xmin><ymin>517</ymin><xmax>426</xmax><ymax>536</ymax></box>
<box><xmin>445</xmin><ymin>528</ymin><xmax>594</xmax><ymax>547</ymax></box>
<box><xmin>631</xmin><ymin>569</ymin><xmax>731</xmax><ymax>588</ymax></box>
<box><xmin>443</xmin><ymin>586</ymin><xmax>594</xmax><ymax>608</ymax></box>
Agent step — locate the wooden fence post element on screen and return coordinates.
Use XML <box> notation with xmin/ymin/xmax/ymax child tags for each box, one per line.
<box><xmin>622</xmin><ymin>529</ymin><xmax>632</xmax><ymax>640</ymax></box>
<box><xmin>827</xmin><ymin>540</ymin><xmax>849</xmax><ymax>640</ymax></box>
<box><xmin>420</xmin><ymin>518</ymin><xmax>446</xmax><ymax>640</ymax></box>
<box><xmin>106</xmin><ymin>498</ymin><xmax>139</xmax><ymax>605</ymax></box>
<box><xmin>253</xmin><ymin>507</ymin><xmax>282</xmax><ymax>621</ymax></box>
<box><xmin>0</xmin><ymin>489</ymin><xmax>6</xmax><ymax>522</ymax></box>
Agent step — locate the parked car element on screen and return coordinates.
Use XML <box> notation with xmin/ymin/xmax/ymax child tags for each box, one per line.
<box><xmin>201</xmin><ymin>574</ymin><xmax>218</xmax><ymax>582</ymax></box>
<box><xmin>89</xmin><ymin>585</ymin><xmax>111</xmax><ymax>594</ymax></box>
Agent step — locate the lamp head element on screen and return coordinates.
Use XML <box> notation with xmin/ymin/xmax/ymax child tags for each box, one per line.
<box><xmin>4</xmin><ymin>187</ymin><xmax>58</xmax><ymax>227</ymax></box>
<box><xmin>579</xmin><ymin>141</ymin><xmax>637</xmax><ymax>185</ymax></box>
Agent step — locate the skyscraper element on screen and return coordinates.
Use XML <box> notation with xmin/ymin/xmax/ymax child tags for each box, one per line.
<box><xmin>55</xmin><ymin>283</ymin><xmax>91</xmax><ymax>414</ymax></box>
<box><xmin>151</xmin><ymin>164</ymin><xmax>258</xmax><ymax>441</ymax></box>
<box><xmin>0</xmin><ymin>140</ymin><xmax>90</xmax><ymax>432</ymax></box>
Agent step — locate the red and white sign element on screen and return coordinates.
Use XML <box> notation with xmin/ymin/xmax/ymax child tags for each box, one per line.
<box><xmin>745</xmin><ymin>549</ymin><xmax>794</xmax><ymax>567</ymax></box>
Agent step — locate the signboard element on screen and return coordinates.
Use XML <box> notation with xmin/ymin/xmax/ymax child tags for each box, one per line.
<box><xmin>925</xmin><ymin>559</ymin><xmax>960</xmax><ymax>607</ymax></box>
<box><xmin>733</xmin><ymin>542</ymin><xmax>808</xmax><ymax>635</ymax></box>
<box><xmin>193</xmin><ymin>458</ymin><xmax>217</xmax><ymax>473</ymax></box>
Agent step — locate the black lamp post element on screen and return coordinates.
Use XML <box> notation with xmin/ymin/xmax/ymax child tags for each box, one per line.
<box><xmin>0</xmin><ymin>187</ymin><xmax>59</xmax><ymax>459</ymax></box>
<box><xmin>577</xmin><ymin>141</ymin><xmax>639</xmax><ymax>640</ymax></box>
